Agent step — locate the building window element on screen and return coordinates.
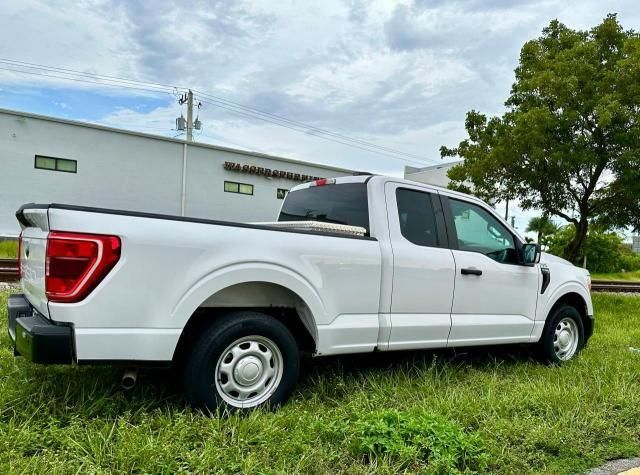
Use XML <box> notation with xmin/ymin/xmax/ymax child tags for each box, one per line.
<box><xmin>224</xmin><ymin>181</ymin><xmax>253</xmax><ymax>195</ymax></box>
<box><xmin>277</xmin><ymin>188</ymin><xmax>288</xmax><ymax>200</ymax></box>
<box><xmin>35</xmin><ymin>155</ymin><xmax>77</xmax><ymax>173</ymax></box>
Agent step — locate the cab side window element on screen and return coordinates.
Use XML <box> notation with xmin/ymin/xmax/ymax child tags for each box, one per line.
<box><xmin>449</xmin><ymin>198</ymin><xmax>518</xmax><ymax>264</ymax></box>
<box><xmin>396</xmin><ymin>188</ymin><xmax>440</xmax><ymax>247</ymax></box>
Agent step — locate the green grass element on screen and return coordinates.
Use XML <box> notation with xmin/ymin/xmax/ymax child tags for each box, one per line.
<box><xmin>1</xmin><ymin>292</ymin><xmax>639</xmax><ymax>473</ymax></box>
<box><xmin>591</xmin><ymin>270</ymin><xmax>640</xmax><ymax>281</ymax></box>
<box><xmin>0</xmin><ymin>241</ymin><xmax>18</xmax><ymax>259</ymax></box>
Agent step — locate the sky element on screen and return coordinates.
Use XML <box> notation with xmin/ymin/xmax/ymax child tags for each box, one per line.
<box><xmin>0</xmin><ymin>0</ymin><xmax>639</xmax><ymax>234</ymax></box>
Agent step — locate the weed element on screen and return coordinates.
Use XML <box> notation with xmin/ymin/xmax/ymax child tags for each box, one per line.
<box><xmin>353</xmin><ymin>409</ymin><xmax>487</xmax><ymax>474</ymax></box>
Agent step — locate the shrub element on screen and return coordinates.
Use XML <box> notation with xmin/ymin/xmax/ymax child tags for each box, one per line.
<box><xmin>0</xmin><ymin>240</ymin><xmax>18</xmax><ymax>258</ymax></box>
<box><xmin>619</xmin><ymin>245</ymin><xmax>640</xmax><ymax>272</ymax></box>
<box><xmin>547</xmin><ymin>226</ymin><xmax>639</xmax><ymax>273</ymax></box>
<box><xmin>353</xmin><ymin>409</ymin><xmax>487</xmax><ymax>474</ymax></box>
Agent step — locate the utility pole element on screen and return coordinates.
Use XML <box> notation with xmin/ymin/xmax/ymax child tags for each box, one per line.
<box><xmin>186</xmin><ymin>89</ymin><xmax>194</xmax><ymax>142</ymax></box>
<box><xmin>177</xmin><ymin>89</ymin><xmax>195</xmax><ymax>142</ymax></box>
<box><xmin>504</xmin><ymin>198</ymin><xmax>509</xmax><ymax>220</ymax></box>
<box><xmin>176</xmin><ymin>89</ymin><xmax>194</xmax><ymax>216</ymax></box>
<box><xmin>176</xmin><ymin>89</ymin><xmax>202</xmax><ymax>216</ymax></box>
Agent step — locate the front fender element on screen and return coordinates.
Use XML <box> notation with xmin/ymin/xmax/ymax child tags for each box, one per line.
<box><xmin>537</xmin><ymin>280</ymin><xmax>593</xmax><ymax>321</ymax></box>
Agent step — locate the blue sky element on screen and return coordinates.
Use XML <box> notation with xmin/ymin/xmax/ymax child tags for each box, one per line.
<box><xmin>1</xmin><ymin>0</ymin><xmax>639</xmax><ymax>234</ymax></box>
<box><xmin>0</xmin><ymin>87</ymin><xmax>168</xmax><ymax>122</ymax></box>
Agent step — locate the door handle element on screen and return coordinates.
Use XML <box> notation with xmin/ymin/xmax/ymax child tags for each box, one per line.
<box><xmin>461</xmin><ymin>268</ymin><xmax>482</xmax><ymax>276</ymax></box>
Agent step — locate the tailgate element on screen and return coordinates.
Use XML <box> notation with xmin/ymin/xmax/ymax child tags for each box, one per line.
<box><xmin>18</xmin><ymin>207</ymin><xmax>50</xmax><ymax>317</ymax></box>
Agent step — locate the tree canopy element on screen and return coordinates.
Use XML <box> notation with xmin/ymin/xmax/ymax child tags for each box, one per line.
<box><xmin>441</xmin><ymin>14</ymin><xmax>640</xmax><ymax>262</ymax></box>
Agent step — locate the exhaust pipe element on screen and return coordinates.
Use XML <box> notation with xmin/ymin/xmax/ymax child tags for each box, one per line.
<box><xmin>121</xmin><ymin>369</ymin><xmax>138</xmax><ymax>390</ymax></box>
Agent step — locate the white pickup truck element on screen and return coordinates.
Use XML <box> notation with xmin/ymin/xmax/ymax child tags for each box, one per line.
<box><xmin>8</xmin><ymin>175</ymin><xmax>593</xmax><ymax>411</ymax></box>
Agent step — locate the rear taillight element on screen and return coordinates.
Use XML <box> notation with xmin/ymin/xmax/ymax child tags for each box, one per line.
<box><xmin>17</xmin><ymin>232</ymin><xmax>23</xmax><ymax>277</ymax></box>
<box><xmin>46</xmin><ymin>231</ymin><xmax>121</xmax><ymax>303</ymax></box>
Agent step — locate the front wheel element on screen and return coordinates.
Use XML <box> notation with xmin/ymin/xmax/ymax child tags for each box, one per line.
<box><xmin>538</xmin><ymin>304</ymin><xmax>585</xmax><ymax>364</ymax></box>
<box><xmin>184</xmin><ymin>311</ymin><xmax>300</xmax><ymax>412</ymax></box>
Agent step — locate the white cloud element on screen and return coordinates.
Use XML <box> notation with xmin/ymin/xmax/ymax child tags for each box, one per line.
<box><xmin>0</xmin><ymin>0</ymin><xmax>136</xmax><ymax>88</ymax></box>
<box><xmin>287</xmin><ymin>49</ymin><xmax>475</xmax><ymax>107</ymax></box>
<box><xmin>1</xmin><ymin>0</ymin><xmax>640</xmax><ymax>176</ymax></box>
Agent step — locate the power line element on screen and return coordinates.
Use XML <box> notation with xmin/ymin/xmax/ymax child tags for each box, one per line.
<box><xmin>0</xmin><ymin>58</ymin><xmax>186</xmax><ymax>93</ymax></box>
<box><xmin>0</xmin><ymin>60</ymin><xmax>436</xmax><ymax>164</ymax></box>
<box><xmin>0</xmin><ymin>58</ymin><xmax>439</xmax><ymax>165</ymax></box>
<box><xmin>194</xmin><ymin>89</ymin><xmax>437</xmax><ymax>163</ymax></box>
<box><xmin>0</xmin><ymin>65</ymin><xmax>175</xmax><ymax>97</ymax></box>
<box><xmin>197</xmin><ymin>98</ymin><xmax>432</xmax><ymax>165</ymax></box>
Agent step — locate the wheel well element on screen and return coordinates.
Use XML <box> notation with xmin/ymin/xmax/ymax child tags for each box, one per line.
<box><xmin>172</xmin><ymin>282</ymin><xmax>317</xmax><ymax>364</ymax></box>
<box><xmin>550</xmin><ymin>292</ymin><xmax>593</xmax><ymax>340</ymax></box>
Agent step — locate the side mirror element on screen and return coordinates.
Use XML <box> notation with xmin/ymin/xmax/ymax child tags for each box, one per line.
<box><xmin>522</xmin><ymin>243</ymin><xmax>541</xmax><ymax>266</ymax></box>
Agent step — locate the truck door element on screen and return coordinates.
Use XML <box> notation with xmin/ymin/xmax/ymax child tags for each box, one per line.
<box><xmin>441</xmin><ymin>195</ymin><xmax>539</xmax><ymax>346</ymax></box>
<box><xmin>384</xmin><ymin>182</ymin><xmax>456</xmax><ymax>350</ymax></box>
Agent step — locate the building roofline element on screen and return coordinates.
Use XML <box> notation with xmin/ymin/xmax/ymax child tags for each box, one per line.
<box><xmin>404</xmin><ymin>160</ymin><xmax>462</xmax><ymax>173</ymax></box>
<box><xmin>0</xmin><ymin>107</ymin><xmax>355</xmax><ymax>174</ymax></box>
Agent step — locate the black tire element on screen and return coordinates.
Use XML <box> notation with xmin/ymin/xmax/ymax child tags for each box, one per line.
<box><xmin>537</xmin><ymin>304</ymin><xmax>585</xmax><ymax>364</ymax></box>
<box><xmin>184</xmin><ymin>311</ymin><xmax>299</xmax><ymax>413</ymax></box>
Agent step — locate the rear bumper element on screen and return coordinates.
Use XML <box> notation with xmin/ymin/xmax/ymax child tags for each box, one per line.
<box><xmin>7</xmin><ymin>294</ymin><xmax>74</xmax><ymax>364</ymax></box>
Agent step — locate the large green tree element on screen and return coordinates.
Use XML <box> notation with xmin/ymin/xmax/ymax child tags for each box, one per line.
<box><xmin>441</xmin><ymin>14</ymin><xmax>640</xmax><ymax>262</ymax></box>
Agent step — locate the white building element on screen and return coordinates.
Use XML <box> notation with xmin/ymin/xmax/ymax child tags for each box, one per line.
<box><xmin>0</xmin><ymin>108</ymin><xmax>355</xmax><ymax>236</ymax></box>
<box><xmin>404</xmin><ymin>162</ymin><xmax>461</xmax><ymax>187</ymax></box>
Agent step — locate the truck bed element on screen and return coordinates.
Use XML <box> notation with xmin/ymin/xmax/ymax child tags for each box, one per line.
<box><xmin>17</xmin><ymin>203</ymin><xmax>376</xmax><ymax>240</ymax></box>
<box><xmin>16</xmin><ymin>202</ymin><xmax>383</xmax><ymax>361</ymax></box>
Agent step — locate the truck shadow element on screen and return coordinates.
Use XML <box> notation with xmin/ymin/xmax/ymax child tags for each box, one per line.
<box><xmin>293</xmin><ymin>344</ymin><xmax>539</xmax><ymax>405</ymax></box>
<box><xmin>299</xmin><ymin>343</ymin><xmax>535</xmax><ymax>380</ymax></box>
<box><xmin>312</xmin><ymin>345</ymin><xmax>534</xmax><ymax>372</ymax></box>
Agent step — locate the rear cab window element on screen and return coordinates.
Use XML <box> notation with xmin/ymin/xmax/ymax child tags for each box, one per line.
<box><xmin>278</xmin><ymin>182</ymin><xmax>370</xmax><ymax>233</ymax></box>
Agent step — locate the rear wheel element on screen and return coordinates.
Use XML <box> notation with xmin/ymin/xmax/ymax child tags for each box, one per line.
<box><xmin>538</xmin><ymin>304</ymin><xmax>585</xmax><ymax>364</ymax></box>
<box><xmin>184</xmin><ymin>311</ymin><xmax>299</xmax><ymax>412</ymax></box>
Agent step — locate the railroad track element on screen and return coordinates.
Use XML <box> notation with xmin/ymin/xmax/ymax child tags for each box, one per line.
<box><xmin>0</xmin><ymin>258</ymin><xmax>639</xmax><ymax>293</ymax></box>
<box><xmin>591</xmin><ymin>280</ymin><xmax>640</xmax><ymax>293</ymax></box>
<box><xmin>0</xmin><ymin>258</ymin><xmax>19</xmax><ymax>282</ymax></box>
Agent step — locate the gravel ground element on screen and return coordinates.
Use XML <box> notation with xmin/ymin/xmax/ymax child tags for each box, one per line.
<box><xmin>588</xmin><ymin>458</ymin><xmax>640</xmax><ymax>475</ymax></box>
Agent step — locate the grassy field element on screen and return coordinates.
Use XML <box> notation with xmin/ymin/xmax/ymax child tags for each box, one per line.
<box><xmin>0</xmin><ymin>292</ymin><xmax>639</xmax><ymax>474</ymax></box>
<box><xmin>0</xmin><ymin>241</ymin><xmax>18</xmax><ymax>259</ymax></box>
<box><xmin>591</xmin><ymin>270</ymin><xmax>640</xmax><ymax>282</ymax></box>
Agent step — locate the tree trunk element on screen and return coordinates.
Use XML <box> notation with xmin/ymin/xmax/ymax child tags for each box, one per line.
<box><xmin>563</xmin><ymin>219</ymin><xmax>588</xmax><ymax>263</ymax></box>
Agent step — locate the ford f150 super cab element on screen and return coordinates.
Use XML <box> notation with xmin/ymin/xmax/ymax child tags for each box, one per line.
<box><xmin>8</xmin><ymin>175</ymin><xmax>593</xmax><ymax>411</ymax></box>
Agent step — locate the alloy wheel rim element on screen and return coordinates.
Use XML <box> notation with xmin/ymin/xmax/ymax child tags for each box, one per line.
<box><xmin>553</xmin><ymin>317</ymin><xmax>579</xmax><ymax>361</ymax></box>
<box><xmin>214</xmin><ymin>335</ymin><xmax>283</xmax><ymax>408</ymax></box>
